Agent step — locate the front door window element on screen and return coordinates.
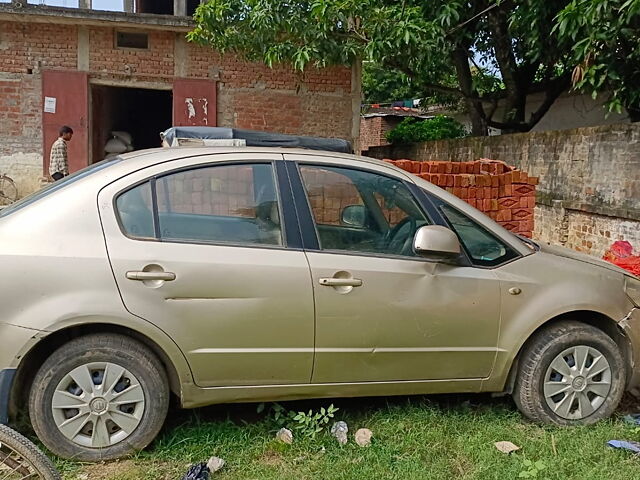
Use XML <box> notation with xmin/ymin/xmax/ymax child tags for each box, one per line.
<box><xmin>299</xmin><ymin>165</ymin><xmax>430</xmax><ymax>257</ymax></box>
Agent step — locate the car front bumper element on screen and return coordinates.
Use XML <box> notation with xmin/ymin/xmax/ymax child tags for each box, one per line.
<box><xmin>0</xmin><ymin>369</ymin><xmax>16</xmax><ymax>425</ymax></box>
<box><xmin>622</xmin><ymin>307</ymin><xmax>640</xmax><ymax>390</ymax></box>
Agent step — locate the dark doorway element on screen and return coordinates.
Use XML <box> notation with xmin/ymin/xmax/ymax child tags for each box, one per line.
<box><xmin>91</xmin><ymin>85</ymin><xmax>172</xmax><ymax>164</ymax></box>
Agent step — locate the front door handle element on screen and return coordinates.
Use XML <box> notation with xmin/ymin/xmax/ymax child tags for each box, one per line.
<box><xmin>126</xmin><ymin>271</ymin><xmax>176</xmax><ymax>282</ymax></box>
<box><xmin>319</xmin><ymin>278</ymin><xmax>363</xmax><ymax>287</ymax></box>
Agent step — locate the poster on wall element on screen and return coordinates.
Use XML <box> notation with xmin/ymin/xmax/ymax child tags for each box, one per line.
<box><xmin>44</xmin><ymin>97</ymin><xmax>57</xmax><ymax>114</ymax></box>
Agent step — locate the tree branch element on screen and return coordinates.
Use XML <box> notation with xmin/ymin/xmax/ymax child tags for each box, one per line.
<box><xmin>385</xmin><ymin>59</ymin><xmax>465</xmax><ymax>97</ymax></box>
<box><xmin>485</xmin><ymin>73</ymin><xmax>572</xmax><ymax>131</ymax></box>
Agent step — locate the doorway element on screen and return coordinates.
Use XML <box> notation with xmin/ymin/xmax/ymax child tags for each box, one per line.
<box><xmin>90</xmin><ymin>85</ymin><xmax>172</xmax><ymax>164</ymax></box>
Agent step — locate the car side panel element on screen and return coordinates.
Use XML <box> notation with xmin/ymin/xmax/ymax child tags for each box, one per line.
<box><xmin>483</xmin><ymin>251</ymin><xmax>633</xmax><ymax>391</ymax></box>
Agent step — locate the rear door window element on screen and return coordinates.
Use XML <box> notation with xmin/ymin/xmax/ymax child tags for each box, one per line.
<box><xmin>115</xmin><ymin>163</ymin><xmax>283</xmax><ymax>247</ymax></box>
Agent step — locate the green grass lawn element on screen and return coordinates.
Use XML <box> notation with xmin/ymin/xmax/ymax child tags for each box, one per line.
<box><xmin>56</xmin><ymin>394</ymin><xmax>640</xmax><ymax>480</ymax></box>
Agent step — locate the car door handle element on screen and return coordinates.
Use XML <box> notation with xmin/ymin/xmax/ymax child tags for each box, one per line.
<box><xmin>126</xmin><ymin>271</ymin><xmax>176</xmax><ymax>281</ymax></box>
<box><xmin>319</xmin><ymin>278</ymin><xmax>363</xmax><ymax>287</ymax></box>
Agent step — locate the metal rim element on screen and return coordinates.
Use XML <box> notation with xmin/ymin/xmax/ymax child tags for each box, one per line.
<box><xmin>543</xmin><ymin>345</ymin><xmax>612</xmax><ymax>420</ymax></box>
<box><xmin>51</xmin><ymin>362</ymin><xmax>145</xmax><ymax>449</ymax></box>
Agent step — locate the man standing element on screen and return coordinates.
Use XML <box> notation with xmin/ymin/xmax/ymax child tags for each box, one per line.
<box><xmin>49</xmin><ymin>126</ymin><xmax>73</xmax><ymax>181</ymax></box>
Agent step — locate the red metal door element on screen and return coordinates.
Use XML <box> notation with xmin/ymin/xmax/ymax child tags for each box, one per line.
<box><xmin>173</xmin><ymin>78</ymin><xmax>217</xmax><ymax>127</ymax></box>
<box><xmin>42</xmin><ymin>70</ymin><xmax>89</xmax><ymax>175</ymax></box>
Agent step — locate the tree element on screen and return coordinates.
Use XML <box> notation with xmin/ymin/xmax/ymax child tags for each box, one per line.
<box><xmin>556</xmin><ymin>0</ymin><xmax>640</xmax><ymax>121</ymax></box>
<box><xmin>362</xmin><ymin>63</ymin><xmax>416</xmax><ymax>105</ymax></box>
<box><xmin>189</xmin><ymin>0</ymin><xmax>573</xmax><ymax>136</ymax></box>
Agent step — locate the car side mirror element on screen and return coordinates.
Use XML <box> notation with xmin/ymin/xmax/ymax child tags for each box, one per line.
<box><xmin>341</xmin><ymin>205</ymin><xmax>366</xmax><ymax>228</ymax></box>
<box><xmin>413</xmin><ymin>225</ymin><xmax>461</xmax><ymax>260</ymax></box>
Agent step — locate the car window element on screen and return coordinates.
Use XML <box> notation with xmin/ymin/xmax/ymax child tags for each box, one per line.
<box><xmin>156</xmin><ymin>163</ymin><xmax>282</xmax><ymax>246</ymax></box>
<box><xmin>439</xmin><ymin>204</ymin><xmax>519</xmax><ymax>266</ymax></box>
<box><xmin>299</xmin><ymin>165</ymin><xmax>429</xmax><ymax>257</ymax></box>
<box><xmin>116</xmin><ymin>182</ymin><xmax>155</xmax><ymax>239</ymax></box>
<box><xmin>115</xmin><ymin>163</ymin><xmax>283</xmax><ymax>247</ymax></box>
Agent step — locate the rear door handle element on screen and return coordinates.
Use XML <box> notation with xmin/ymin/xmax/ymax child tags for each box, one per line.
<box><xmin>126</xmin><ymin>271</ymin><xmax>176</xmax><ymax>281</ymax></box>
<box><xmin>319</xmin><ymin>278</ymin><xmax>363</xmax><ymax>287</ymax></box>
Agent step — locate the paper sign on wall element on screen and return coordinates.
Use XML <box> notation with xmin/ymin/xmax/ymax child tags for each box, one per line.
<box><xmin>44</xmin><ymin>97</ymin><xmax>57</xmax><ymax>114</ymax></box>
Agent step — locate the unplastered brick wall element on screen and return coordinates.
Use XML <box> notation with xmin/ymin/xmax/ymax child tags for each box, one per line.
<box><xmin>366</xmin><ymin>123</ymin><xmax>640</xmax><ymax>257</ymax></box>
<box><xmin>385</xmin><ymin>159</ymin><xmax>538</xmax><ymax>237</ymax></box>
<box><xmin>360</xmin><ymin>116</ymin><xmax>399</xmax><ymax>153</ymax></box>
<box><xmin>0</xmin><ymin>18</ymin><xmax>355</xmax><ymax>197</ymax></box>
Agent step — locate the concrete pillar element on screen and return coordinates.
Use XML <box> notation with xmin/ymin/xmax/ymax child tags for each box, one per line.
<box><xmin>174</xmin><ymin>33</ymin><xmax>188</xmax><ymax>78</ymax></box>
<box><xmin>174</xmin><ymin>0</ymin><xmax>187</xmax><ymax>16</ymax></box>
<box><xmin>77</xmin><ymin>26</ymin><xmax>90</xmax><ymax>72</ymax></box>
<box><xmin>351</xmin><ymin>59</ymin><xmax>363</xmax><ymax>153</ymax></box>
<box><xmin>124</xmin><ymin>0</ymin><xmax>134</xmax><ymax>13</ymax></box>
<box><xmin>79</xmin><ymin>0</ymin><xmax>91</xmax><ymax>9</ymax></box>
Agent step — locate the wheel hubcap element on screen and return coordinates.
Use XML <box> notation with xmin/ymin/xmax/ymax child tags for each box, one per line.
<box><xmin>51</xmin><ymin>362</ymin><xmax>145</xmax><ymax>449</ymax></box>
<box><xmin>543</xmin><ymin>345</ymin><xmax>612</xmax><ymax>420</ymax></box>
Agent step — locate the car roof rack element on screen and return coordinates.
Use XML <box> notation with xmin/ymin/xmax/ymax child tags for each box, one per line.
<box><xmin>160</xmin><ymin>127</ymin><xmax>353</xmax><ymax>154</ymax></box>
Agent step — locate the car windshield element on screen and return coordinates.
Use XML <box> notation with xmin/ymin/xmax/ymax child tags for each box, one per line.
<box><xmin>0</xmin><ymin>157</ymin><xmax>122</xmax><ymax>218</ymax></box>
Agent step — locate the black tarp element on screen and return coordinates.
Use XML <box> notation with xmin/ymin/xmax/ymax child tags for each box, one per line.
<box><xmin>161</xmin><ymin>127</ymin><xmax>353</xmax><ymax>154</ymax></box>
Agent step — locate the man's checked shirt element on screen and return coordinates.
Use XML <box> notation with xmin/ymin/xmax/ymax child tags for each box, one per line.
<box><xmin>49</xmin><ymin>137</ymin><xmax>69</xmax><ymax>176</ymax></box>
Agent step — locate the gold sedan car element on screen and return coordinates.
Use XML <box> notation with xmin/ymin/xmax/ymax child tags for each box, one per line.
<box><xmin>0</xmin><ymin>147</ymin><xmax>638</xmax><ymax>461</ymax></box>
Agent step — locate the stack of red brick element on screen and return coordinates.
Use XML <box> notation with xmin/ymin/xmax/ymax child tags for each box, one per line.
<box><xmin>384</xmin><ymin>158</ymin><xmax>538</xmax><ymax>238</ymax></box>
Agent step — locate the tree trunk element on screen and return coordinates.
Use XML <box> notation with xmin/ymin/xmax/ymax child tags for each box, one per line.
<box><xmin>452</xmin><ymin>47</ymin><xmax>487</xmax><ymax>136</ymax></box>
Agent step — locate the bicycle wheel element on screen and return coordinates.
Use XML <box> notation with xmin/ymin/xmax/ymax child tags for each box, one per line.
<box><xmin>0</xmin><ymin>425</ymin><xmax>60</xmax><ymax>480</ymax></box>
<box><xmin>0</xmin><ymin>175</ymin><xmax>17</xmax><ymax>206</ymax></box>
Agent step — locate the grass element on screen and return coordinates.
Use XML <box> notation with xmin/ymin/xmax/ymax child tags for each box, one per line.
<box><xmin>54</xmin><ymin>394</ymin><xmax>640</xmax><ymax>480</ymax></box>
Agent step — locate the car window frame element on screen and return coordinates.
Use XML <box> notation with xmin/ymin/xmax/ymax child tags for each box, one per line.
<box><xmin>425</xmin><ymin>193</ymin><xmax>523</xmax><ymax>269</ymax></box>
<box><xmin>291</xmin><ymin>161</ymin><xmax>439</xmax><ymax>261</ymax></box>
<box><xmin>112</xmin><ymin>159</ymin><xmax>292</xmax><ymax>251</ymax></box>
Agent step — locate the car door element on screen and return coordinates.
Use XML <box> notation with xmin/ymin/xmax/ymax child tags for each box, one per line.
<box><xmin>284</xmin><ymin>154</ymin><xmax>505</xmax><ymax>383</ymax></box>
<box><xmin>98</xmin><ymin>153</ymin><xmax>315</xmax><ymax>387</ymax></box>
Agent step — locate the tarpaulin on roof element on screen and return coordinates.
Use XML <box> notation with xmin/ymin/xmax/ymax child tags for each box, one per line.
<box><xmin>161</xmin><ymin>127</ymin><xmax>353</xmax><ymax>153</ymax></box>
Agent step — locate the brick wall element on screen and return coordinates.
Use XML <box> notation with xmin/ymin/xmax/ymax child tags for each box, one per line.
<box><xmin>366</xmin><ymin>124</ymin><xmax>640</xmax><ymax>257</ymax></box>
<box><xmin>385</xmin><ymin>159</ymin><xmax>537</xmax><ymax>237</ymax></box>
<box><xmin>359</xmin><ymin>116</ymin><xmax>402</xmax><ymax>153</ymax></box>
<box><xmin>0</xmin><ymin>18</ymin><xmax>355</xmax><ymax>198</ymax></box>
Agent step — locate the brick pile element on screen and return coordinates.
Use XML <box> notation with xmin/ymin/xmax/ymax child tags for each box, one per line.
<box><xmin>384</xmin><ymin>158</ymin><xmax>538</xmax><ymax>238</ymax></box>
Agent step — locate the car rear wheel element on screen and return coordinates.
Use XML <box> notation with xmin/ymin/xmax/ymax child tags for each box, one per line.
<box><xmin>513</xmin><ymin>320</ymin><xmax>626</xmax><ymax>425</ymax></box>
<box><xmin>29</xmin><ymin>333</ymin><xmax>169</xmax><ymax>461</ymax></box>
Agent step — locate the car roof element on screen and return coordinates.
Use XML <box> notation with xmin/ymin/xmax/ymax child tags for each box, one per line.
<box><xmin>117</xmin><ymin>146</ymin><xmax>394</xmax><ymax>170</ymax></box>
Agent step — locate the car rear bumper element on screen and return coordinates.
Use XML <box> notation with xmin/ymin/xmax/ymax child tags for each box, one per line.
<box><xmin>0</xmin><ymin>369</ymin><xmax>16</xmax><ymax>425</ymax></box>
<box><xmin>622</xmin><ymin>307</ymin><xmax>640</xmax><ymax>390</ymax></box>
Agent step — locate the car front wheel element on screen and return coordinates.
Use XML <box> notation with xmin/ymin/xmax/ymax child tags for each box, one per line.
<box><xmin>513</xmin><ymin>320</ymin><xmax>626</xmax><ymax>425</ymax></box>
<box><xmin>29</xmin><ymin>333</ymin><xmax>169</xmax><ymax>461</ymax></box>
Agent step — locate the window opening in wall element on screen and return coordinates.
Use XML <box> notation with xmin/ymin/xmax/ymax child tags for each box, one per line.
<box><xmin>92</xmin><ymin>0</ymin><xmax>125</xmax><ymax>12</ymax></box>
<box><xmin>116</xmin><ymin>31</ymin><xmax>149</xmax><ymax>49</ymax></box>
<box><xmin>90</xmin><ymin>85</ymin><xmax>172</xmax><ymax>164</ymax></box>
<box><xmin>187</xmin><ymin>0</ymin><xmax>200</xmax><ymax>16</ymax></box>
<box><xmin>135</xmin><ymin>0</ymin><xmax>172</xmax><ymax>15</ymax></box>
<box><xmin>26</xmin><ymin>1</ymin><xmax>80</xmax><ymax>7</ymax></box>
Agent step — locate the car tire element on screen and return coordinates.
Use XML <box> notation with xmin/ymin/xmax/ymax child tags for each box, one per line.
<box><xmin>29</xmin><ymin>333</ymin><xmax>169</xmax><ymax>461</ymax></box>
<box><xmin>513</xmin><ymin>320</ymin><xmax>626</xmax><ymax>425</ymax></box>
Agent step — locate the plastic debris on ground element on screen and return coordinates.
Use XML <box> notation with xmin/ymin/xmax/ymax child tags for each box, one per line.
<box><xmin>607</xmin><ymin>440</ymin><xmax>640</xmax><ymax>455</ymax></box>
<box><xmin>623</xmin><ymin>414</ymin><xmax>640</xmax><ymax>426</ymax></box>
<box><xmin>330</xmin><ymin>421</ymin><xmax>349</xmax><ymax>445</ymax></box>
<box><xmin>276</xmin><ymin>427</ymin><xmax>293</xmax><ymax>444</ymax></box>
<box><xmin>180</xmin><ymin>463</ymin><xmax>210</xmax><ymax>480</ymax></box>
<box><xmin>603</xmin><ymin>241</ymin><xmax>640</xmax><ymax>276</ymax></box>
<box><xmin>494</xmin><ymin>441</ymin><xmax>521</xmax><ymax>454</ymax></box>
<box><xmin>354</xmin><ymin>428</ymin><xmax>373</xmax><ymax>447</ymax></box>
<box><xmin>180</xmin><ymin>457</ymin><xmax>225</xmax><ymax>480</ymax></box>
